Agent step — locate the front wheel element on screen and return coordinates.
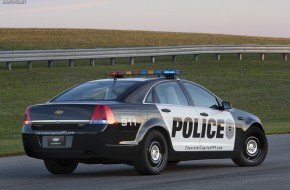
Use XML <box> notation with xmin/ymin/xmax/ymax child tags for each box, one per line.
<box><xmin>232</xmin><ymin>127</ymin><xmax>268</xmax><ymax>166</ymax></box>
<box><xmin>134</xmin><ymin>130</ymin><xmax>168</xmax><ymax>175</ymax></box>
<box><xmin>44</xmin><ymin>159</ymin><xmax>78</xmax><ymax>174</ymax></box>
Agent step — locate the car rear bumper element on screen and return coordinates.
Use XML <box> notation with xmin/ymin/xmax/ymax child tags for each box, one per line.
<box><xmin>22</xmin><ymin>125</ymin><xmax>141</xmax><ymax>163</ymax></box>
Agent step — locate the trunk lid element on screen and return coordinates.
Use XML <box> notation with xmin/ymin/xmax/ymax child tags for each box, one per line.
<box><xmin>31</xmin><ymin>104</ymin><xmax>96</xmax><ymax>121</ymax></box>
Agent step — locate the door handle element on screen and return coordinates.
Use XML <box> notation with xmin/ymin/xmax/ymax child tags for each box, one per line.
<box><xmin>161</xmin><ymin>108</ymin><xmax>171</xmax><ymax>113</ymax></box>
<box><xmin>200</xmin><ymin>112</ymin><xmax>208</xmax><ymax>117</ymax></box>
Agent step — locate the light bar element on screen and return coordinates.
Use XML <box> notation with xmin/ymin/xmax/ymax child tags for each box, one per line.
<box><xmin>108</xmin><ymin>70</ymin><xmax>182</xmax><ymax>78</ymax></box>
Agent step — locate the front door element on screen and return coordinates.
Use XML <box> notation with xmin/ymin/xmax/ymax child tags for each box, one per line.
<box><xmin>182</xmin><ymin>82</ymin><xmax>236</xmax><ymax>152</ymax></box>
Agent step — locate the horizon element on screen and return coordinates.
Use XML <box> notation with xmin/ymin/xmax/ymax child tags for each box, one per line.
<box><xmin>1</xmin><ymin>27</ymin><xmax>290</xmax><ymax>40</ymax></box>
<box><xmin>1</xmin><ymin>0</ymin><xmax>290</xmax><ymax>38</ymax></box>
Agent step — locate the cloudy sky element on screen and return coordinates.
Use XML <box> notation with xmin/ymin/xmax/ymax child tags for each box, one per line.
<box><xmin>1</xmin><ymin>0</ymin><xmax>290</xmax><ymax>38</ymax></box>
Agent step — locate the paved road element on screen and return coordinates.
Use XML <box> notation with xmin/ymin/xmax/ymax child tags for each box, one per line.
<box><xmin>0</xmin><ymin>134</ymin><xmax>289</xmax><ymax>190</ymax></box>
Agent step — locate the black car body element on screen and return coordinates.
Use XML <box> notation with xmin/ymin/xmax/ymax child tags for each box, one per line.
<box><xmin>22</xmin><ymin>70</ymin><xmax>268</xmax><ymax>175</ymax></box>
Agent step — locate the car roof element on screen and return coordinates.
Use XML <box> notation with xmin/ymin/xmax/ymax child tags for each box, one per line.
<box><xmin>87</xmin><ymin>77</ymin><xmax>168</xmax><ymax>83</ymax></box>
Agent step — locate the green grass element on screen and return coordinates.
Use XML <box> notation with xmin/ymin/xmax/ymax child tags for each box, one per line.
<box><xmin>1</xmin><ymin>28</ymin><xmax>290</xmax><ymax>50</ymax></box>
<box><xmin>0</xmin><ymin>28</ymin><xmax>290</xmax><ymax>156</ymax></box>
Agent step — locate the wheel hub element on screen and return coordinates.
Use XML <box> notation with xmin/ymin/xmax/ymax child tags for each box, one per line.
<box><xmin>150</xmin><ymin>144</ymin><xmax>160</xmax><ymax>162</ymax></box>
<box><xmin>246</xmin><ymin>139</ymin><xmax>258</xmax><ymax>156</ymax></box>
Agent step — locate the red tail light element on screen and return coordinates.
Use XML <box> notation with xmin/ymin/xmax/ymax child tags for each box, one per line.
<box><xmin>24</xmin><ymin>106</ymin><xmax>32</xmax><ymax>125</ymax></box>
<box><xmin>90</xmin><ymin>105</ymin><xmax>117</xmax><ymax>125</ymax></box>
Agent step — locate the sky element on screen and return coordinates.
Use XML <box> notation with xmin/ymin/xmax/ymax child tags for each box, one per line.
<box><xmin>0</xmin><ymin>0</ymin><xmax>290</xmax><ymax>38</ymax></box>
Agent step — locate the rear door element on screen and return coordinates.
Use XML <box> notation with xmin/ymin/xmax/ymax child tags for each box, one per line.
<box><xmin>145</xmin><ymin>81</ymin><xmax>201</xmax><ymax>151</ymax></box>
<box><xmin>182</xmin><ymin>82</ymin><xmax>236</xmax><ymax>151</ymax></box>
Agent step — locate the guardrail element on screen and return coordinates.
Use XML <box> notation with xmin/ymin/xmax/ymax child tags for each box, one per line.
<box><xmin>1</xmin><ymin>44</ymin><xmax>289</xmax><ymax>70</ymax></box>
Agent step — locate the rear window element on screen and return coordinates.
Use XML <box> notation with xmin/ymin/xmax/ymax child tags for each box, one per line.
<box><xmin>51</xmin><ymin>80</ymin><xmax>139</xmax><ymax>102</ymax></box>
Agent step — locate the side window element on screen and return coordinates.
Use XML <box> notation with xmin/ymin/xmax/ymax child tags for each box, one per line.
<box><xmin>145</xmin><ymin>82</ymin><xmax>188</xmax><ymax>106</ymax></box>
<box><xmin>145</xmin><ymin>90</ymin><xmax>153</xmax><ymax>103</ymax></box>
<box><xmin>183</xmin><ymin>83</ymin><xmax>219</xmax><ymax>109</ymax></box>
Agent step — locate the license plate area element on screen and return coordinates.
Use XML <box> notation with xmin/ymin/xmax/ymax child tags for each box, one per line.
<box><xmin>42</xmin><ymin>136</ymin><xmax>73</xmax><ymax>148</ymax></box>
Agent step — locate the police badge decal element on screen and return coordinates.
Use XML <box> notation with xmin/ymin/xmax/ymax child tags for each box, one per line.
<box><xmin>225</xmin><ymin>120</ymin><xmax>235</xmax><ymax>139</ymax></box>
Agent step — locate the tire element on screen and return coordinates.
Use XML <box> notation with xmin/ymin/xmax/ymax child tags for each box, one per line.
<box><xmin>134</xmin><ymin>130</ymin><xmax>168</xmax><ymax>175</ymax></box>
<box><xmin>44</xmin><ymin>159</ymin><xmax>78</xmax><ymax>174</ymax></box>
<box><xmin>232</xmin><ymin>127</ymin><xmax>268</xmax><ymax>167</ymax></box>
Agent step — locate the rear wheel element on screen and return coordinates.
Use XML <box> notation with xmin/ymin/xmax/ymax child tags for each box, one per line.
<box><xmin>44</xmin><ymin>159</ymin><xmax>78</xmax><ymax>174</ymax></box>
<box><xmin>134</xmin><ymin>130</ymin><xmax>168</xmax><ymax>175</ymax></box>
<box><xmin>232</xmin><ymin>127</ymin><xmax>268</xmax><ymax>166</ymax></box>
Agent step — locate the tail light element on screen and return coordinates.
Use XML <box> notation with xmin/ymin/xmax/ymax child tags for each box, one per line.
<box><xmin>24</xmin><ymin>106</ymin><xmax>32</xmax><ymax>125</ymax></box>
<box><xmin>90</xmin><ymin>105</ymin><xmax>117</xmax><ymax>125</ymax></box>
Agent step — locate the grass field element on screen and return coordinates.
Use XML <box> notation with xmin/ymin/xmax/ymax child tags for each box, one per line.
<box><xmin>1</xmin><ymin>28</ymin><xmax>290</xmax><ymax>50</ymax></box>
<box><xmin>0</xmin><ymin>28</ymin><xmax>290</xmax><ymax>156</ymax></box>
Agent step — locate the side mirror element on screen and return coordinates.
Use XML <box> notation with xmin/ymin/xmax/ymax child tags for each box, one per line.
<box><xmin>222</xmin><ymin>101</ymin><xmax>232</xmax><ymax>110</ymax></box>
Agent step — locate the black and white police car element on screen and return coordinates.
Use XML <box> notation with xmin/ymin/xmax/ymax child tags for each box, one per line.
<box><xmin>22</xmin><ymin>70</ymin><xmax>268</xmax><ymax>175</ymax></box>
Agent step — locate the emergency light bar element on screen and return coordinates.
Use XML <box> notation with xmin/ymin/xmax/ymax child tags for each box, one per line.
<box><xmin>108</xmin><ymin>70</ymin><xmax>181</xmax><ymax>78</ymax></box>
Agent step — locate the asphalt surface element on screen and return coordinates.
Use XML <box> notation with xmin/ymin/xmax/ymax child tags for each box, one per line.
<box><xmin>0</xmin><ymin>134</ymin><xmax>289</xmax><ymax>190</ymax></box>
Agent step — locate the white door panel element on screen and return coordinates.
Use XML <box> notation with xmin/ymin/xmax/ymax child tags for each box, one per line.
<box><xmin>156</xmin><ymin>105</ymin><xmax>235</xmax><ymax>152</ymax></box>
<box><xmin>197</xmin><ymin>107</ymin><xmax>236</xmax><ymax>151</ymax></box>
<box><xmin>156</xmin><ymin>104</ymin><xmax>200</xmax><ymax>151</ymax></box>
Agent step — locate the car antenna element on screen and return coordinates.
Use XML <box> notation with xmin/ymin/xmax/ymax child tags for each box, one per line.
<box><xmin>105</xmin><ymin>67</ymin><xmax>118</xmax><ymax>96</ymax></box>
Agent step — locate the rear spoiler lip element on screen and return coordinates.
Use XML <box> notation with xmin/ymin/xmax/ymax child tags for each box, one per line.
<box><xmin>30</xmin><ymin>120</ymin><xmax>90</xmax><ymax>124</ymax></box>
<box><xmin>34</xmin><ymin>101</ymin><xmax>122</xmax><ymax>106</ymax></box>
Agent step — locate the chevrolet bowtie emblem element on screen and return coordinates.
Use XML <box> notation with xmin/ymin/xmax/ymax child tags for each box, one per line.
<box><xmin>54</xmin><ymin>110</ymin><xmax>64</xmax><ymax>115</ymax></box>
<box><xmin>52</xmin><ymin>138</ymin><xmax>60</xmax><ymax>142</ymax></box>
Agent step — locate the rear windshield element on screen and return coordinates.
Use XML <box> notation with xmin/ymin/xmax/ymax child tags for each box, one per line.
<box><xmin>51</xmin><ymin>80</ymin><xmax>139</xmax><ymax>102</ymax></box>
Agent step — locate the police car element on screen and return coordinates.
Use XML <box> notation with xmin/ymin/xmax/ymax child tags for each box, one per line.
<box><xmin>22</xmin><ymin>70</ymin><xmax>268</xmax><ymax>175</ymax></box>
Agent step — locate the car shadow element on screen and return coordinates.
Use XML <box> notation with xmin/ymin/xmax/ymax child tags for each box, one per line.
<box><xmin>57</xmin><ymin>161</ymin><xmax>237</xmax><ymax>178</ymax></box>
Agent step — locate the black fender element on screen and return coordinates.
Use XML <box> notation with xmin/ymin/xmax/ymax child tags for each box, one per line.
<box><xmin>135</xmin><ymin>117</ymin><xmax>169</xmax><ymax>143</ymax></box>
<box><xmin>231</xmin><ymin>108</ymin><xmax>265</xmax><ymax>132</ymax></box>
